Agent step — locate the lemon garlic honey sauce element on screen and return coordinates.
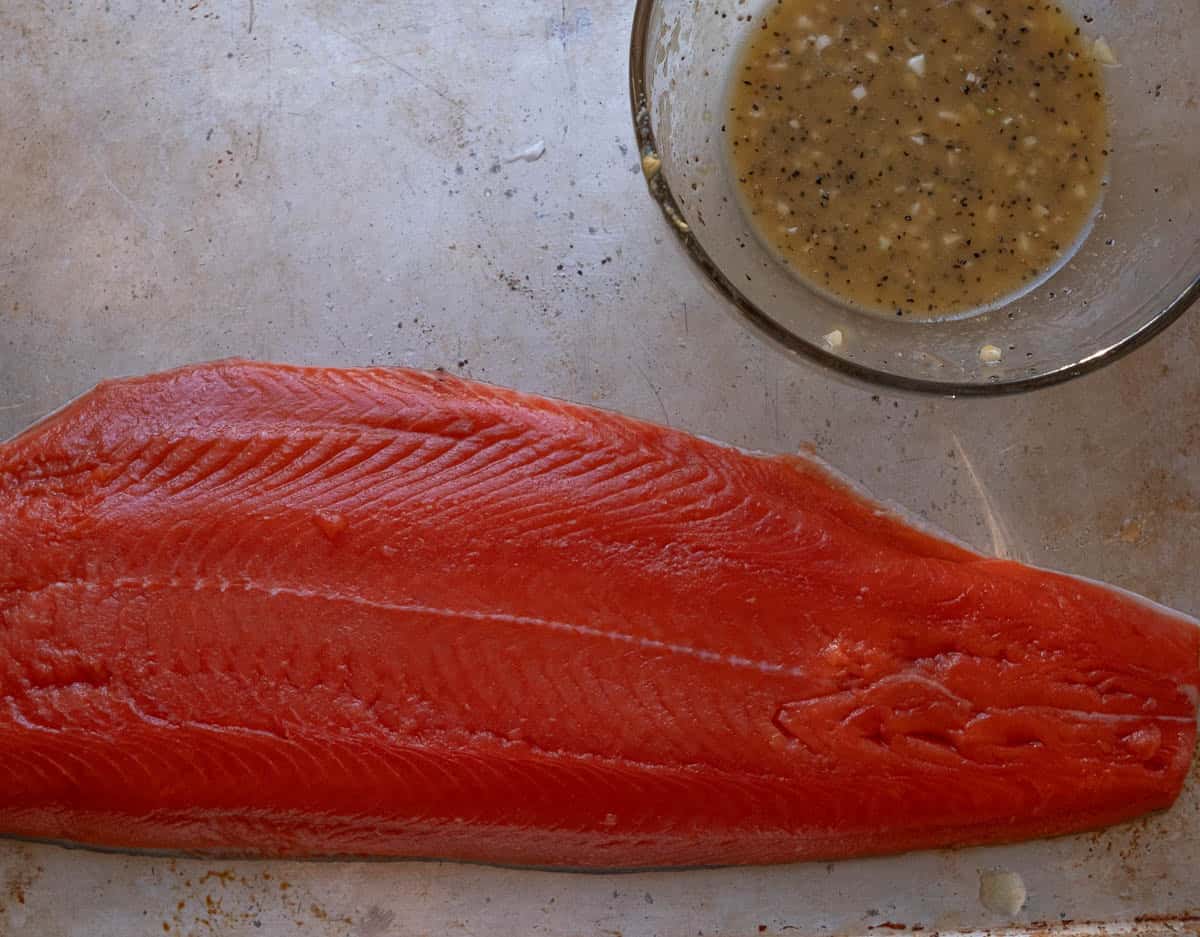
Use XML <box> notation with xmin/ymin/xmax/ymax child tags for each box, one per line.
<box><xmin>727</xmin><ymin>0</ymin><xmax>1111</xmax><ymax>319</ymax></box>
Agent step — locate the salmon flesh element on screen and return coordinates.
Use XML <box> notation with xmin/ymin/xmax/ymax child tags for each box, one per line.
<box><xmin>1</xmin><ymin>361</ymin><xmax>1196</xmax><ymax>867</ymax></box>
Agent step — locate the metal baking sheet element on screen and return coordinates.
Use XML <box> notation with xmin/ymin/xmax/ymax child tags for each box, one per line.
<box><xmin>0</xmin><ymin>1</ymin><xmax>1196</xmax><ymax>934</ymax></box>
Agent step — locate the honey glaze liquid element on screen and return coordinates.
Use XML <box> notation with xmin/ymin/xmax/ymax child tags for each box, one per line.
<box><xmin>726</xmin><ymin>0</ymin><xmax>1111</xmax><ymax>320</ymax></box>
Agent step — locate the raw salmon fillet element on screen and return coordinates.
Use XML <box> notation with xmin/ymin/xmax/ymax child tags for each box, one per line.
<box><xmin>0</xmin><ymin>360</ymin><xmax>1196</xmax><ymax>868</ymax></box>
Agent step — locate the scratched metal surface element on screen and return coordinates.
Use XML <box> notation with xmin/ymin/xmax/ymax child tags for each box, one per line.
<box><xmin>0</xmin><ymin>1</ymin><xmax>1197</xmax><ymax>935</ymax></box>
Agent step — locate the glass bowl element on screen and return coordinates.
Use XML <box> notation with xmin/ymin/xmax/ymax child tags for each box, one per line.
<box><xmin>629</xmin><ymin>0</ymin><xmax>1200</xmax><ymax>395</ymax></box>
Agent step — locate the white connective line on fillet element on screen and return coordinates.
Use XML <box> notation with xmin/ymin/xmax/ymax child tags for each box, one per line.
<box><xmin>95</xmin><ymin>575</ymin><xmax>809</xmax><ymax>678</ymax></box>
